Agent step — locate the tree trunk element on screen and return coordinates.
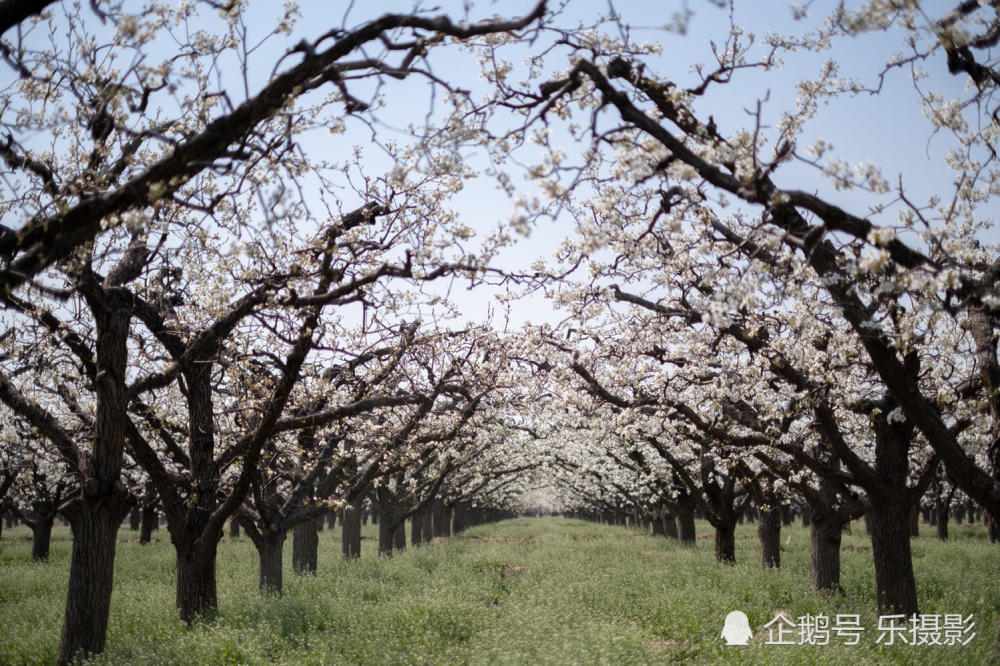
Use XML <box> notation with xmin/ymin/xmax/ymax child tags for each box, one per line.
<box><xmin>229</xmin><ymin>518</ymin><xmax>240</xmax><ymax>538</ymax></box>
<box><xmin>128</xmin><ymin>508</ymin><xmax>141</xmax><ymax>531</ymax></box>
<box><xmin>714</xmin><ymin>520</ymin><xmax>736</xmax><ymax>564</ymax></box>
<box><xmin>410</xmin><ymin>511</ymin><xmax>423</xmax><ymax>547</ymax></box>
<box><xmin>342</xmin><ymin>502</ymin><xmax>362</xmax><ymax>559</ymax></box>
<box><xmin>422</xmin><ymin>506</ymin><xmax>433</xmax><ymax>543</ymax></box>
<box><xmin>677</xmin><ymin>494</ymin><xmax>696</xmax><ymax>545</ymax></box>
<box><xmin>393</xmin><ymin>519</ymin><xmax>406</xmax><ymax>551</ymax></box>
<box><xmin>139</xmin><ymin>504</ymin><xmax>156</xmax><ymax>545</ymax></box>
<box><xmin>443</xmin><ymin>505</ymin><xmax>453</xmax><ymax>537</ymax></box>
<box><xmin>378</xmin><ymin>503</ymin><xmax>397</xmax><ymax>556</ymax></box>
<box><xmin>908</xmin><ymin>505</ymin><xmax>920</xmax><ymax>537</ymax></box>
<box><xmin>809</xmin><ymin>511</ymin><xmax>844</xmax><ymax>593</ymax></box>
<box><xmin>936</xmin><ymin>505</ymin><xmax>950</xmax><ymax>540</ymax></box>
<box><xmin>175</xmin><ymin>540</ymin><xmax>219</xmax><ymax>624</ymax></box>
<box><xmin>30</xmin><ymin>513</ymin><xmax>55</xmax><ymax>562</ymax></box>
<box><xmin>57</xmin><ymin>286</ymin><xmax>132</xmax><ymax>665</ymax></box>
<box><xmin>662</xmin><ymin>509</ymin><xmax>678</xmax><ymax>539</ymax></box>
<box><xmin>292</xmin><ymin>518</ymin><xmax>318</xmax><ymax>574</ymax></box>
<box><xmin>431</xmin><ymin>500</ymin><xmax>446</xmax><ymax>537</ymax></box>
<box><xmin>57</xmin><ymin>493</ymin><xmax>129</xmax><ymax>665</ymax></box>
<box><xmin>868</xmin><ymin>500</ymin><xmax>918</xmax><ymax>616</ymax></box>
<box><xmin>257</xmin><ymin>530</ymin><xmax>286</xmax><ymax>594</ymax></box>
<box><xmin>758</xmin><ymin>504</ymin><xmax>781</xmax><ymax>569</ymax></box>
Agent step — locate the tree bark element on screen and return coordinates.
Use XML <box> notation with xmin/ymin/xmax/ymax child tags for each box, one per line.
<box><xmin>422</xmin><ymin>505</ymin><xmax>433</xmax><ymax>543</ymax></box>
<box><xmin>410</xmin><ymin>511</ymin><xmax>423</xmax><ymax>546</ymax></box>
<box><xmin>57</xmin><ymin>493</ymin><xmax>129</xmax><ymax>665</ymax></box>
<box><xmin>56</xmin><ymin>286</ymin><xmax>133</xmax><ymax>665</ymax></box>
<box><xmin>714</xmin><ymin>520</ymin><xmax>736</xmax><ymax>564</ymax></box>
<box><xmin>809</xmin><ymin>511</ymin><xmax>844</xmax><ymax>593</ymax></box>
<box><xmin>175</xmin><ymin>539</ymin><xmax>219</xmax><ymax>624</ymax></box>
<box><xmin>292</xmin><ymin>518</ymin><xmax>318</xmax><ymax>574</ymax></box>
<box><xmin>431</xmin><ymin>500</ymin><xmax>446</xmax><ymax>537</ymax></box>
<box><xmin>662</xmin><ymin>509</ymin><xmax>678</xmax><ymax>539</ymax></box>
<box><xmin>139</xmin><ymin>504</ymin><xmax>156</xmax><ymax>545</ymax></box>
<box><xmin>868</xmin><ymin>499</ymin><xmax>918</xmax><ymax>616</ymax></box>
<box><xmin>229</xmin><ymin>518</ymin><xmax>240</xmax><ymax>538</ymax></box>
<box><xmin>30</xmin><ymin>512</ymin><xmax>54</xmax><ymax>562</ymax></box>
<box><xmin>128</xmin><ymin>508</ymin><xmax>140</xmax><ymax>531</ymax></box>
<box><xmin>677</xmin><ymin>493</ymin><xmax>696</xmax><ymax>545</ymax></box>
<box><xmin>393</xmin><ymin>518</ymin><xmax>406</xmax><ymax>551</ymax></box>
<box><xmin>936</xmin><ymin>504</ymin><xmax>950</xmax><ymax>540</ymax></box>
<box><xmin>758</xmin><ymin>503</ymin><xmax>781</xmax><ymax>568</ymax></box>
<box><xmin>908</xmin><ymin>505</ymin><xmax>920</xmax><ymax>537</ymax></box>
<box><xmin>377</xmin><ymin>502</ymin><xmax>398</xmax><ymax>556</ymax></box>
<box><xmin>342</xmin><ymin>502</ymin><xmax>362</xmax><ymax>559</ymax></box>
<box><xmin>257</xmin><ymin>530</ymin><xmax>286</xmax><ymax>594</ymax></box>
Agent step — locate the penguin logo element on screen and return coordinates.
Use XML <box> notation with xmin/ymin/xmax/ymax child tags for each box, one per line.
<box><xmin>721</xmin><ymin>610</ymin><xmax>753</xmax><ymax>645</ymax></box>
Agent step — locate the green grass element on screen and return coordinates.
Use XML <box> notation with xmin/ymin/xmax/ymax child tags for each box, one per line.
<box><xmin>0</xmin><ymin>517</ymin><xmax>998</xmax><ymax>664</ymax></box>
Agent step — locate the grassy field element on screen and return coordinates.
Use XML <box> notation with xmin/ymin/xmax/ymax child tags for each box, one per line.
<box><xmin>0</xmin><ymin>517</ymin><xmax>998</xmax><ymax>664</ymax></box>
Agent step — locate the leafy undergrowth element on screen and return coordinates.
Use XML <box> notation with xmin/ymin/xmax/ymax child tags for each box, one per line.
<box><xmin>0</xmin><ymin>518</ymin><xmax>997</xmax><ymax>664</ymax></box>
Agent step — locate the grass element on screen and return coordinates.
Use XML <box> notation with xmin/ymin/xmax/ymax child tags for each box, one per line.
<box><xmin>0</xmin><ymin>517</ymin><xmax>998</xmax><ymax>664</ymax></box>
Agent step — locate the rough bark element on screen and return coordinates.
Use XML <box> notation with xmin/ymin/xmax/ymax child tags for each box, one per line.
<box><xmin>292</xmin><ymin>518</ymin><xmax>318</xmax><ymax>574</ymax></box>
<box><xmin>809</xmin><ymin>511</ymin><xmax>845</xmax><ymax>592</ymax></box>
<box><xmin>56</xmin><ymin>285</ymin><xmax>133</xmax><ymax>665</ymax></box>
<box><xmin>258</xmin><ymin>530</ymin><xmax>286</xmax><ymax>594</ymax></box>
<box><xmin>908</xmin><ymin>505</ymin><xmax>920</xmax><ymax>537</ymax></box>
<box><xmin>757</xmin><ymin>504</ymin><xmax>781</xmax><ymax>569</ymax></box>
<box><xmin>869</xmin><ymin>500</ymin><xmax>918</xmax><ymax>615</ymax></box>
<box><xmin>714</xmin><ymin>520</ymin><xmax>736</xmax><ymax>564</ymax></box>
<box><xmin>57</xmin><ymin>492</ymin><xmax>129</xmax><ymax>665</ymax></box>
<box><xmin>175</xmin><ymin>538</ymin><xmax>219</xmax><ymax>624</ymax></box>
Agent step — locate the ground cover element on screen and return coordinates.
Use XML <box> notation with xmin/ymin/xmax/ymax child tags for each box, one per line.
<box><xmin>0</xmin><ymin>518</ymin><xmax>996</xmax><ymax>664</ymax></box>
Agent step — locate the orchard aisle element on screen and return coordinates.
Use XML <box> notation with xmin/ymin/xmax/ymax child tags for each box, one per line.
<box><xmin>0</xmin><ymin>518</ymin><xmax>997</xmax><ymax>664</ymax></box>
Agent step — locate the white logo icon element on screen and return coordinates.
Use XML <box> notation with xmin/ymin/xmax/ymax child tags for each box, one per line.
<box><xmin>722</xmin><ymin>610</ymin><xmax>753</xmax><ymax>645</ymax></box>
